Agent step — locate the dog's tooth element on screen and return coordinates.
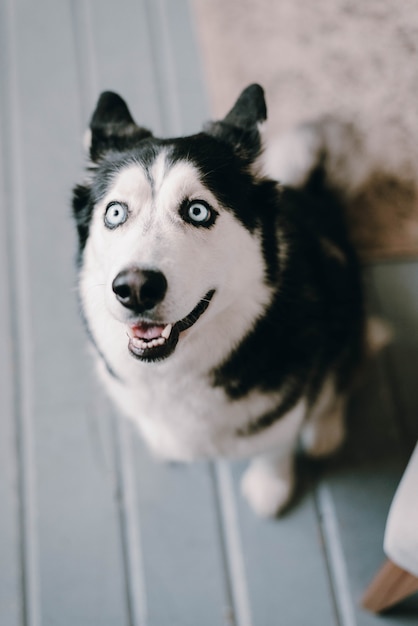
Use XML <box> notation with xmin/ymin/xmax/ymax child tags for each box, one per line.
<box><xmin>131</xmin><ymin>335</ymin><xmax>166</xmax><ymax>351</ymax></box>
<box><xmin>161</xmin><ymin>323</ymin><xmax>172</xmax><ymax>340</ymax></box>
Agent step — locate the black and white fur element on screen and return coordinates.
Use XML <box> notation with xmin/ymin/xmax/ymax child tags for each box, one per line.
<box><xmin>72</xmin><ymin>85</ymin><xmax>365</xmax><ymax>518</ymax></box>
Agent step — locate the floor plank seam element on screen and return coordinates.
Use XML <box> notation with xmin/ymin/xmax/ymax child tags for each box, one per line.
<box><xmin>315</xmin><ymin>484</ymin><xmax>358</xmax><ymax>626</ymax></box>
<box><xmin>113</xmin><ymin>416</ymin><xmax>149</xmax><ymax>626</ymax></box>
<box><xmin>312</xmin><ymin>481</ymin><xmax>342</xmax><ymax>626</ymax></box>
<box><xmin>214</xmin><ymin>462</ymin><xmax>253</xmax><ymax>626</ymax></box>
<box><xmin>209</xmin><ymin>462</ymin><xmax>239</xmax><ymax>626</ymax></box>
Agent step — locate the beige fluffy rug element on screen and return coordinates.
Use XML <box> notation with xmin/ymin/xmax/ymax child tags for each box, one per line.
<box><xmin>191</xmin><ymin>0</ymin><xmax>418</xmax><ymax>261</ymax></box>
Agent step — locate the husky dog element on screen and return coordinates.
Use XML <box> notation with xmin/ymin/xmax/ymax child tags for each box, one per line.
<box><xmin>72</xmin><ymin>85</ymin><xmax>365</xmax><ymax>518</ymax></box>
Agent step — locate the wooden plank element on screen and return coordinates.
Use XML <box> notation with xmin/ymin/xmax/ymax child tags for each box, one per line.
<box><xmin>0</xmin><ymin>208</ymin><xmax>22</xmax><ymax>626</ymax></box>
<box><xmin>4</xmin><ymin>0</ymin><xmax>132</xmax><ymax>623</ymax></box>
<box><xmin>224</xmin><ymin>460</ymin><xmax>337</xmax><ymax>626</ymax></box>
<box><xmin>128</xmin><ymin>433</ymin><xmax>232</xmax><ymax>626</ymax></box>
<box><xmin>0</xmin><ymin>11</ymin><xmax>21</xmax><ymax>619</ymax></box>
<box><xmin>319</xmin><ymin>467</ymin><xmax>405</xmax><ymax>626</ymax></box>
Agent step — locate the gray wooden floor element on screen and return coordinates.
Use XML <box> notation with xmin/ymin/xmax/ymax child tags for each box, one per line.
<box><xmin>1</xmin><ymin>1</ymin><xmax>418</xmax><ymax>625</ymax></box>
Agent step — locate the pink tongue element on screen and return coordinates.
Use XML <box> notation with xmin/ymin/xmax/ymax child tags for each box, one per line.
<box><xmin>130</xmin><ymin>323</ymin><xmax>166</xmax><ymax>340</ymax></box>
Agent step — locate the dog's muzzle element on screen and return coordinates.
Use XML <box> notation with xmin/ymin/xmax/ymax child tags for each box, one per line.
<box><xmin>126</xmin><ymin>290</ymin><xmax>215</xmax><ymax>362</ymax></box>
<box><xmin>111</xmin><ymin>266</ymin><xmax>215</xmax><ymax>361</ymax></box>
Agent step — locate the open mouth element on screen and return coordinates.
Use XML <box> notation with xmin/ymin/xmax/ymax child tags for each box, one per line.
<box><xmin>127</xmin><ymin>290</ymin><xmax>215</xmax><ymax>362</ymax></box>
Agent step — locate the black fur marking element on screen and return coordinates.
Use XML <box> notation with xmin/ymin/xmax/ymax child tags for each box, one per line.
<box><xmin>252</xmin><ymin>179</ymin><xmax>282</xmax><ymax>286</ymax></box>
<box><xmin>92</xmin><ymin>140</ymin><xmax>165</xmax><ymax>202</ymax></box>
<box><xmin>237</xmin><ymin>382</ymin><xmax>304</xmax><ymax>437</ymax></box>
<box><xmin>72</xmin><ymin>183</ymin><xmax>94</xmax><ymax>263</ymax></box>
<box><xmin>213</xmin><ymin>182</ymin><xmax>365</xmax><ymax>403</ymax></box>
<box><xmin>168</xmin><ymin>135</ymin><xmax>259</xmax><ymax>231</ymax></box>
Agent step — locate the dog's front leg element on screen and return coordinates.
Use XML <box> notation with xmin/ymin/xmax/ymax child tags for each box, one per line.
<box><xmin>240</xmin><ymin>398</ymin><xmax>307</xmax><ymax>518</ymax></box>
<box><xmin>241</xmin><ymin>447</ymin><xmax>297</xmax><ymax>519</ymax></box>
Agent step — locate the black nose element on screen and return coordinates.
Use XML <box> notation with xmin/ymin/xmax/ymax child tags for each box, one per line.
<box><xmin>112</xmin><ymin>268</ymin><xmax>168</xmax><ymax>313</ymax></box>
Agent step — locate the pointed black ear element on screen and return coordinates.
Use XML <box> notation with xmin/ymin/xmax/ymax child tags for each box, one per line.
<box><xmin>88</xmin><ymin>91</ymin><xmax>153</xmax><ymax>162</ymax></box>
<box><xmin>223</xmin><ymin>84</ymin><xmax>267</xmax><ymax>129</ymax></box>
<box><xmin>205</xmin><ymin>84</ymin><xmax>267</xmax><ymax>162</ymax></box>
<box><xmin>91</xmin><ymin>91</ymin><xmax>136</xmax><ymax>129</ymax></box>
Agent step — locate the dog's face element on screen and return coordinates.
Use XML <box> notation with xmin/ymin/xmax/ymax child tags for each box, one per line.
<box><xmin>73</xmin><ymin>86</ymin><xmax>278</xmax><ymax>364</ymax></box>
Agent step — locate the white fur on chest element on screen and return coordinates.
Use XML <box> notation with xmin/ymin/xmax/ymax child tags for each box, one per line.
<box><xmin>98</xmin><ymin>355</ymin><xmax>306</xmax><ymax>462</ymax></box>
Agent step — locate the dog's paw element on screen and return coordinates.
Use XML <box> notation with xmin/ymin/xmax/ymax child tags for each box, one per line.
<box><xmin>241</xmin><ymin>459</ymin><xmax>294</xmax><ymax>518</ymax></box>
<box><xmin>300</xmin><ymin>408</ymin><xmax>345</xmax><ymax>458</ymax></box>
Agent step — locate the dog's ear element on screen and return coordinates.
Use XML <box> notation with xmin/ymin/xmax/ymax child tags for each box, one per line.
<box><xmin>87</xmin><ymin>91</ymin><xmax>153</xmax><ymax>163</ymax></box>
<box><xmin>204</xmin><ymin>84</ymin><xmax>267</xmax><ymax>162</ymax></box>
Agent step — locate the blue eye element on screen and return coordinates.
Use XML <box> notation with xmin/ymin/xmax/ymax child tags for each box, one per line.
<box><xmin>104</xmin><ymin>202</ymin><xmax>128</xmax><ymax>228</ymax></box>
<box><xmin>188</xmin><ymin>201</ymin><xmax>210</xmax><ymax>223</ymax></box>
<box><xmin>183</xmin><ymin>200</ymin><xmax>217</xmax><ymax>227</ymax></box>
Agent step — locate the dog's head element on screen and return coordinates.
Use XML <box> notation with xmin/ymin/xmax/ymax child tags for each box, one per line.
<box><xmin>73</xmin><ymin>85</ymin><xmax>279</xmax><ymax>364</ymax></box>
